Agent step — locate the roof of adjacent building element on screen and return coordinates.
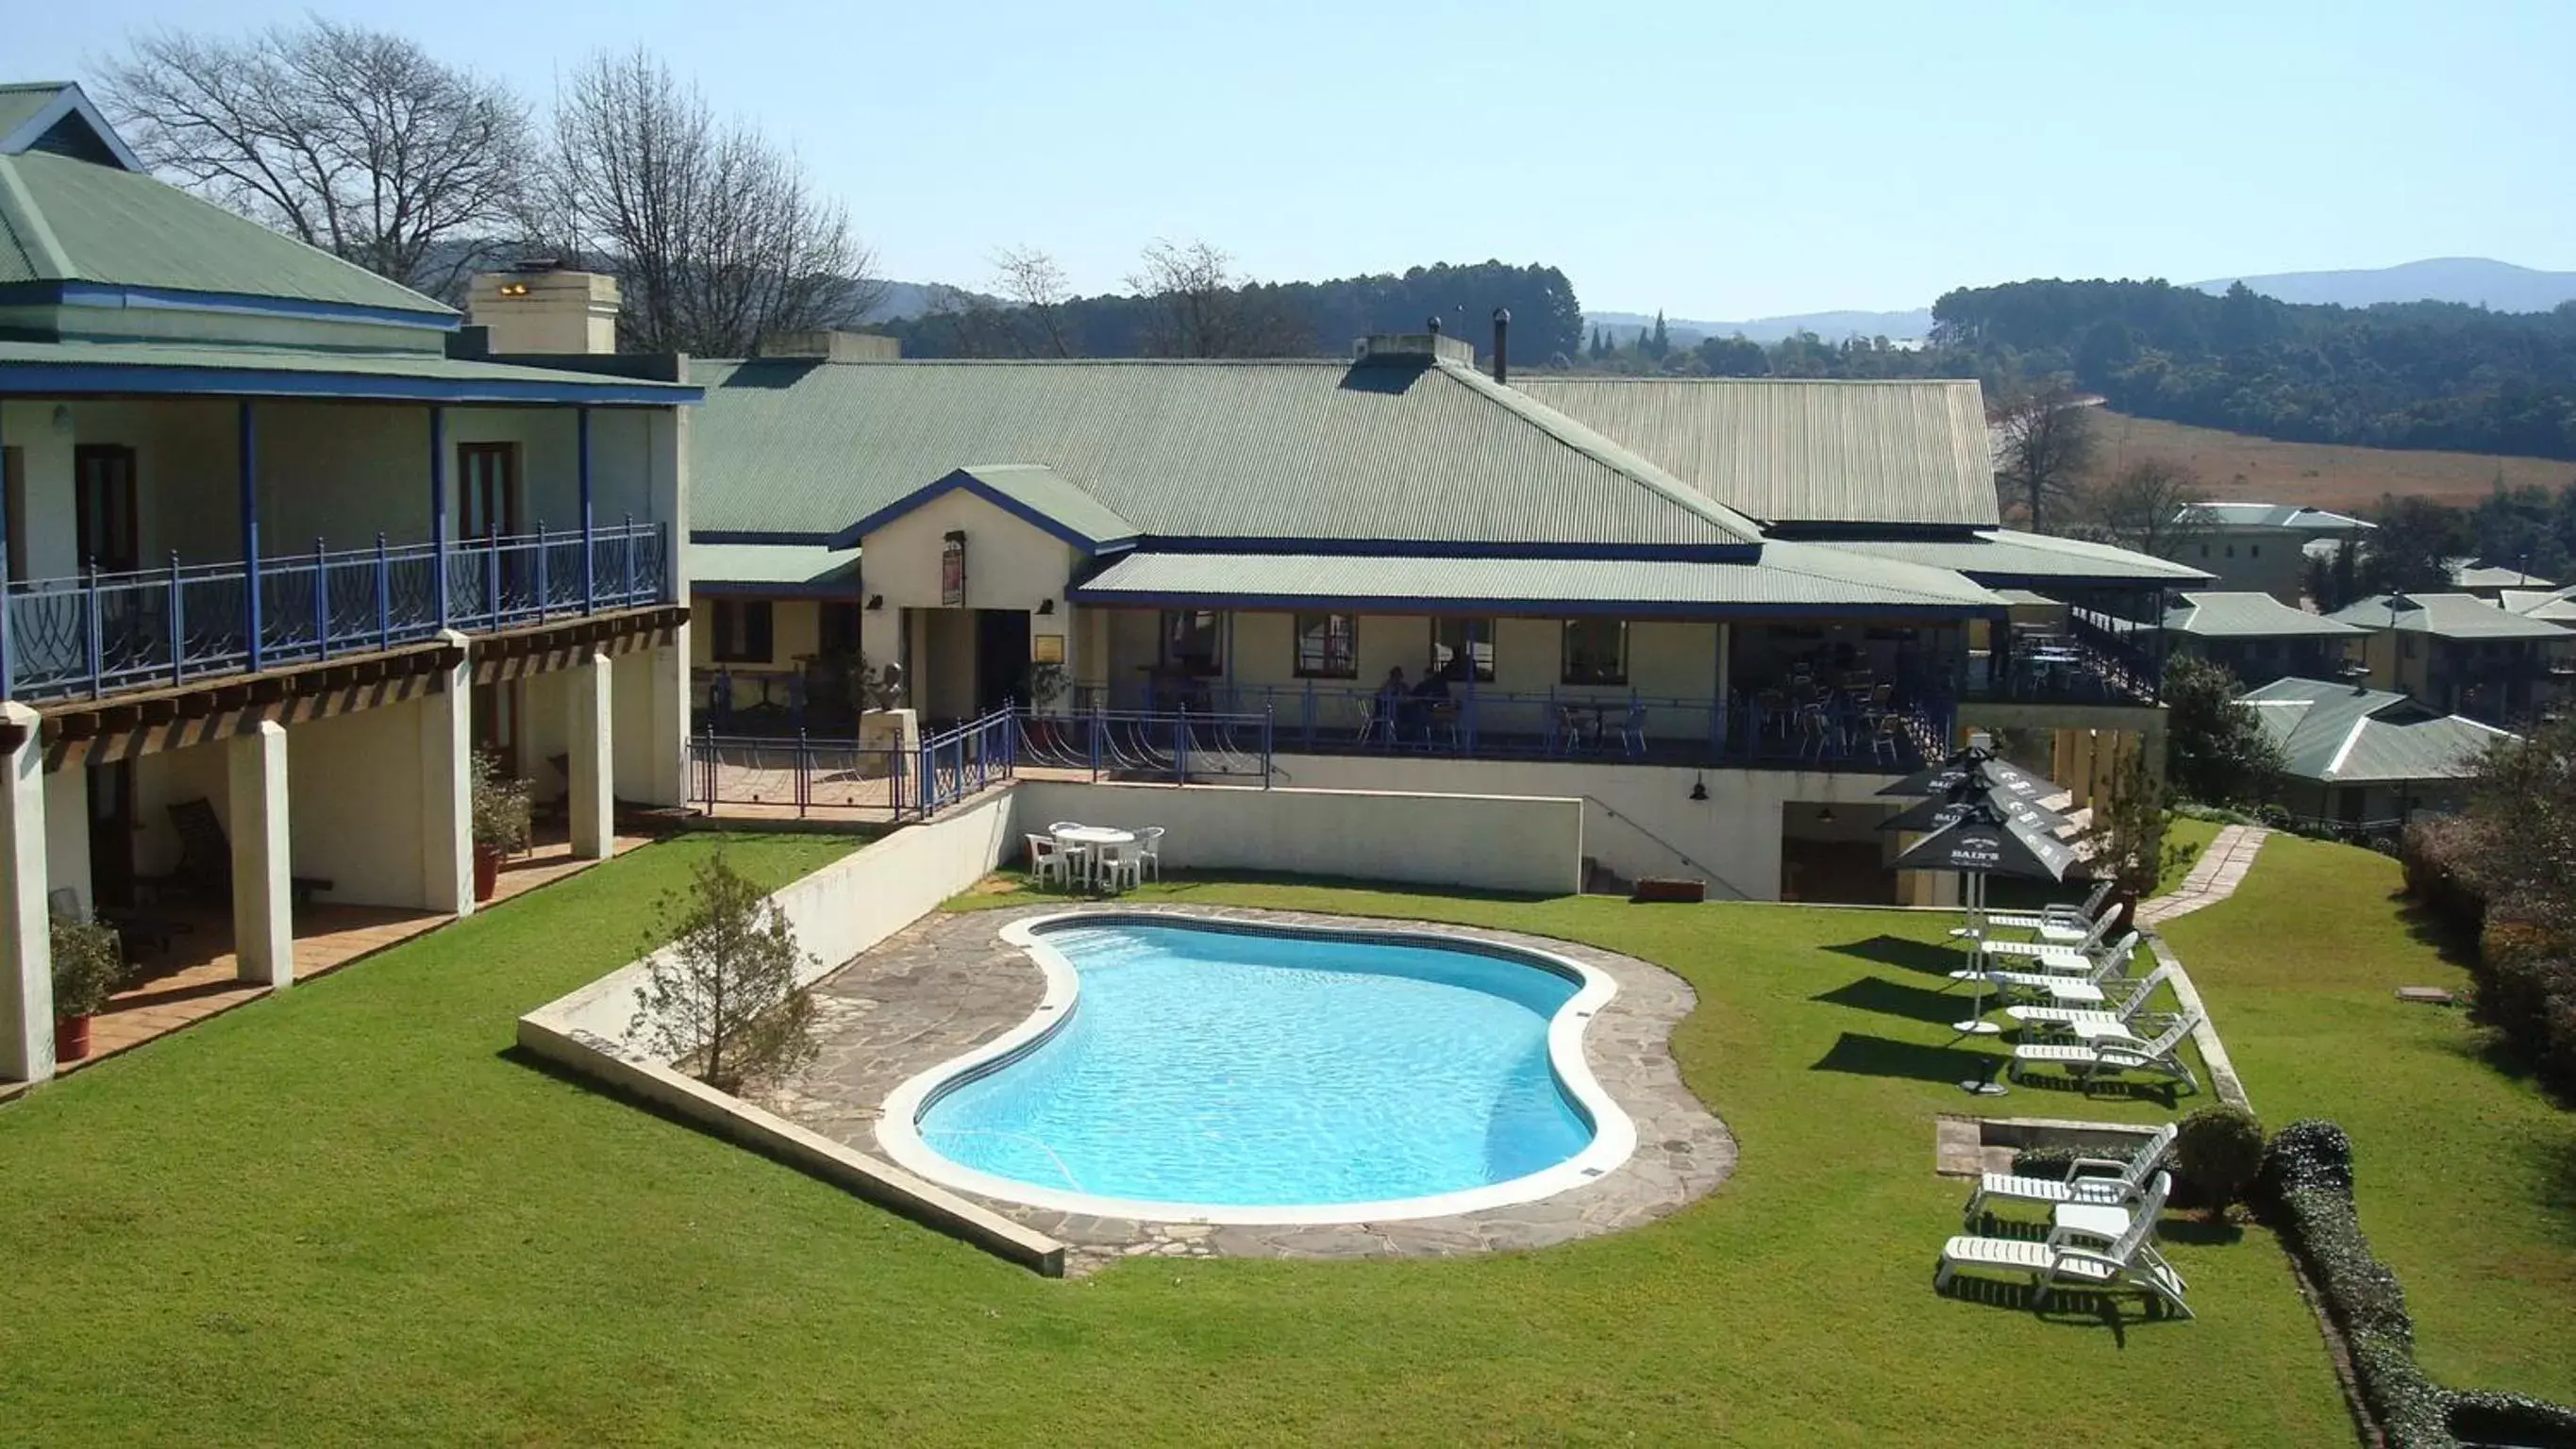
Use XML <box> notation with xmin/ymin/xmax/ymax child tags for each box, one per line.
<box><xmin>1819</xmin><ymin>528</ymin><xmax>2213</xmax><ymax>587</ymax></box>
<box><xmin>687</xmin><ymin>356</ymin><xmax>1763</xmax><ymax>552</ymax></box>
<box><xmin>690</xmin><ymin>541</ymin><xmax>859</xmax><ymax>592</ymax></box>
<box><xmin>0</xmin><ymin>85</ymin><xmax>454</xmax><ymax>319</ymax></box>
<box><xmin>0</xmin><ymin>337</ymin><xmax>697</xmax><ymax>405</ymax></box>
<box><xmin>835</xmin><ymin>464</ymin><xmax>1139</xmax><ymax>552</ymax></box>
<box><xmin>2500</xmin><ymin>584</ymin><xmax>2576</xmax><ymax>622</ymax></box>
<box><xmin>1506</xmin><ymin>377</ymin><xmax>1997</xmax><ymax>528</ymax></box>
<box><xmin>2241</xmin><ymin>675</ymin><xmax>2512</xmax><ymax>784</ymax></box>
<box><xmin>1068</xmin><ymin>540</ymin><xmax>2002</xmax><ymax>615</ymax></box>
<box><xmin>2326</xmin><ymin>592</ymin><xmax>2572</xmax><ymax>640</ymax></box>
<box><xmin>2182</xmin><ymin>501</ymin><xmax>2377</xmax><ymax>534</ymax></box>
<box><xmin>2449</xmin><ymin>561</ymin><xmax>2555</xmax><ymax>591</ymax></box>
<box><xmin>2164</xmin><ymin>591</ymin><xmax>2367</xmax><ymax>639</ymax></box>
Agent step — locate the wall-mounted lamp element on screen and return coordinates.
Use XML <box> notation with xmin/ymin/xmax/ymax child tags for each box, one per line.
<box><xmin>863</xmin><ymin>594</ymin><xmax>884</xmax><ymax>611</ymax></box>
<box><xmin>1816</xmin><ymin>805</ymin><xmax>1838</xmax><ymax>825</ymax></box>
<box><xmin>50</xmin><ymin>404</ymin><xmax>74</xmax><ymax>436</ymax></box>
<box><xmin>1036</xmin><ymin>598</ymin><xmax>1056</xmax><ymax>616</ymax></box>
<box><xmin>496</xmin><ymin>280</ymin><xmax>530</xmax><ymax>298</ymax></box>
<box><xmin>1688</xmin><ymin>773</ymin><xmax>1708</xmax><ymax>802</ymax></box>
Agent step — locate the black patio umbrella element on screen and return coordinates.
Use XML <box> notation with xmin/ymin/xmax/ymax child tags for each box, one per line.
<box><xmin>1895</xmin><ymin>801</ymin><xmax>2090</xmax><ymax>1088</ymax></box>
<box><xmin>1877</xmin><ymin>784</ymin><xmax>2074</xmax><ymax>838</ymax></box>
<box><xmin>1877</xmin><ymin>747</ymin><xmax>2067</xmax><ymax>811</ymax></box>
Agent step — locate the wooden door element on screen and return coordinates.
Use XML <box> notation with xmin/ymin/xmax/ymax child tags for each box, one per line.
<box><xmin>458</xmin><ymin>443</ymin><xmax>522</xmax><ymax>540</ymax></box>
<box><xmin>75</xmin><ymin>444</ymin><xmax>140</xmax><ymax>574</ymax></box>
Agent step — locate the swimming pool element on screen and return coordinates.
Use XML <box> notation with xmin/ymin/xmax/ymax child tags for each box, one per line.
<box><xmin>876</xmin><ymin>912</ymin><xmax>1637</xmax><ymax>1224</ymax></box>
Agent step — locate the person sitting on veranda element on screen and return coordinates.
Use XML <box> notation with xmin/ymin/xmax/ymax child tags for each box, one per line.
<box><xmin>1374</xmin><ymin>667</ymin><xmax>1410</xmax><ymax>735</ymax></box>
<box><xmin>1410</xmin><ymin>659</ymin><xmax>1456</xmax><ymax>741</ymax></box>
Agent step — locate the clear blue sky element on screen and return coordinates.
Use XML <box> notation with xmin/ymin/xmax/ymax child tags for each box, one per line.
<box><xmin>15</xmin><ymin>0</ymin><xmax>2573</xmax><ymax>320</ymax></box>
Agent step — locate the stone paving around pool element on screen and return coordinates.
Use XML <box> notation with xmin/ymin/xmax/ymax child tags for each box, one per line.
<box><xmin>751</xmin><ymin>902</ymin><xmax>1735</xmax><ymax>1275</ymax></box>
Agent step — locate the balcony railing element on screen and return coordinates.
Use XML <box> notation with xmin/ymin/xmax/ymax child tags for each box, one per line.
<box><xmin>4</xmin><ymin>521</ymin><xmax>670</xmax><ymax>703</ymax></box>
<box><xmin>1070</xmin><ymin>680</ymin><xmax>1951</xmax><ymax>773</ymax></box>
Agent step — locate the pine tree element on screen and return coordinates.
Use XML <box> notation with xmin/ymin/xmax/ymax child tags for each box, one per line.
<box><xmin>1648</xmin><ymin>309</ymin><xmax>1670</xmax><ymax>360</ymax></box>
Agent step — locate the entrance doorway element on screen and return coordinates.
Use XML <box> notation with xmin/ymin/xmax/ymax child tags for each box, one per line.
<box><xmin>973</xmin><ymin>609</ymin><xmax>1030</xmax><ymax>714</ymax></box>
<box><xmin>87</xmin><ymin>761</ymin><xmax>136</xmax><ymax>911</ymax></box>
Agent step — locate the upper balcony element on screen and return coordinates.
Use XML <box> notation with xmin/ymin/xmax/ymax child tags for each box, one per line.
<box><xmin>4</xmin><ymin>522</ymin><xmax>671</xmax><ymax>703</ymax></box>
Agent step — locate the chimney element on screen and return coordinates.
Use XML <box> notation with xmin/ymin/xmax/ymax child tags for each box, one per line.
<box><xmin>1351</xmin><ymin>321</ymin><xmax>1475</xmax><ymax>369</ymax></box>
<box><xmin>757</xmin><ymin>329</ymin><xmax>902</xmax><ymax>363</ymax></box>
<box><xmin>465</xmin><ymin>263</ymin><xmax>621</xmax><ymax>355</ymax></box>
<box><xmin>1491</xmin><ymin>308</ymin><xmax>1511</xmax><ymax>385</ymax></box>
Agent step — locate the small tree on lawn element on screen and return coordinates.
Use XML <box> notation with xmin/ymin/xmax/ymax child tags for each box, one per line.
<box><xmin>2083</xmin><ymin>738</ymin><xmax>2178</xmax><ymax>904</ymax></box>
<box><xmin>630</xmin><ymin>850</ymin><xmax>817</xmax><ymax>1093</ymax></box>
<box><xmin>2163</xmin><ymin>656</ymin><xmax>2285</xmax><ymax>809</ymax></box>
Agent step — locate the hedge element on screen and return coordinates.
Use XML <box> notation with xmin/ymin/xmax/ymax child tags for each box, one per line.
<box><xmin>2257</xmin><ymin>1120</ymin><xmax>2576</xmax><ymax>1449</ymax></box>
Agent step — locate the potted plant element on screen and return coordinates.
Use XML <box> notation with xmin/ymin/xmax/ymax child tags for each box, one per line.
<box><xmin>1023</xmin><ymin>659</ymin><xmax>1072</xmax><ymax>748</ymax></box>
<box><xmin>470</xmin><ymin>748</ymin><xmax>533</xmax><ymax>903</ymax></box>
<box><xmin>50</xmin><ymin>915</ymin><xmax>125</xmax><ymax>1063</ymax></box>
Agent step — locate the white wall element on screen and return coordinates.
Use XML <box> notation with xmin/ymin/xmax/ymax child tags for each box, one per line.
<box><xmin>1268</xmin><ymin>754</ymin><xmax>1912</xmax><ymax>901</ymax></box>
<box><xmin>287</xmin><ymin>698</ymin><xmax>431</xmax><ymax>906</ymax></box>
<box><xmin>42</xmin><ymin>767</ymin><xmax>90</xmax><ymax>913</ymax></box>
<box><xmin>862</xmin><ymin>491</ymin><xmax>1077</xmax><ymax>615</ymax></box>
<box><xmin>131</xmin><ymin>739</ymin><xmax>233</xmax><ymax>878</ymax></box>
<box><xmin>1010</xmin><ymin>779</ymin><xmax>1584</xmax><ymax>896</ymax></box>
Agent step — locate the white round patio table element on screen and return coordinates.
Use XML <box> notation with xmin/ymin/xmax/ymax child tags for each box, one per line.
<box><xmin>1051</xmin><ymin>824</ymin><xmax>1137</xmax><ymax>892</ymax></box>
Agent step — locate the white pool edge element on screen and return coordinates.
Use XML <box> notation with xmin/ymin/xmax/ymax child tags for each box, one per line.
<box><xmin>874</xmin><ymin>908</ymin><xmax>1642</xmax><ymax>1226</ymax></box>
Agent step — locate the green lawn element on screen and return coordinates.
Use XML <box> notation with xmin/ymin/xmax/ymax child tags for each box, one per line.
<box><xmin>0</xmin><ymin>840</ymin><xmax>2351</xmax><ymax>1446</ymax></box>
<box><xmin>2161</xmin><ymin>833</ymin><xmax>2576</xmax><ymax>1404</ymax></box>
<box><xmin>2160</xmin><ymin>814</ymin><xmax>2223</xmax><ymax>897</ymax></box>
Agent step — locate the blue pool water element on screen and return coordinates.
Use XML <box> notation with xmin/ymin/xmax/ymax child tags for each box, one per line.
<box><xmin>915</xmin><ymin>922</ymin><xmax>1596</xmax><ymax>1208</ymax></box>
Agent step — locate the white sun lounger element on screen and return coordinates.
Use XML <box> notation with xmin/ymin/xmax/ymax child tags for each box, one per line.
<box><xmin>1953</xmin><ymin>899</ymin><xmax>2115</xmax><ymax>954</ymax></box>
<box><xmin>1950</xmin><ymin>943</ymin><xmax>2133</xmax><ymax>1005</ymax></box>
<box><xmin>1961</xmin><ymin>1123</ymin><xmax>2179</xmax><ymax>1223</ymax></box>
<box><xmin>1937</xmin><ymin>1172</ymin><xmax>2190</xmax><ymax>1319</ymax></box>
<box><xmin>2004</xmin><ymin>964</ymin><xmax>2178</xmax><ymax>1032</ymax></box>
<box><xmin>1974</xmin><ymin>878</ymin><xmax>2117</xmax><ymax>938</ymax></box>
<box><xmin>1975</xmin><ymin>928</ymin><xmax>2137</xmax><ymax>970</ymax></box>
<box><xmin>2010</xmin><ymin>1013</ymin><xmax>2201</xmax><ymax>1093</ymax></box>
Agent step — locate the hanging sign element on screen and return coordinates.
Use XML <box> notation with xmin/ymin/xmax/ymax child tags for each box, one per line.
<box><xmin>940</xmin><ymin>529</ymin><xmax>966</xmax><ymax>608</ymax></box>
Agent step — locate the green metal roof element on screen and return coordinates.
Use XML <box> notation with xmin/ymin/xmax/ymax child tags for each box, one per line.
<box><xmin>2183</xmin><ymin>502</ymin><xmax>2375</xmax><ymax>534</ymax></box>
<box><xmin>689</xmin><ymin>541</ymin><xmax>859</xmax><ymax>590</ymax></box>
<box><xmin>0</xmin><ymin>85</ymin><xmax>61</xmax><ymax>140</ymax></box>
<box><xmin>2450</xmin><ymin>562</ymin><xmax>2555</xmax><ymax>591</ymax></box>
<box><xmin>835</xmin><ymin>463</ymin><xmax>1139</xmax><ymax>551</ymax></box>
<box><xmin>2164</xmin><ymin>591</ymin><xmax>2367</xmax><ymax>639</ymax></box>
<box><xmin>2241</xmin><ymin>675</ymin><xmax>2511</xmax><ymax>783</ymax></box>
<box><xmin>1068</xmin><ymin>541</ymin><xmax>1999</xmax><ymax>615</ymax></box>
<box><xmin>0</xmin><ymin>338</ymin><xmax>697</xmax><ymax>404</ymax></box>
<box><xmin>2326</xmin><ymin>592</ymin><xmax>2572</xmax><ymax>640</ymax></box>
<box><xmin>1512</xmin><ymin>377</ymin><xmax>1998</xmax><ymax>527</ymax></box>
<box><xmin>686</xmin><ymin>357</ymin><xmax>1762</xmax><ymax>551</ymax></box>
<box><xmin>1820</xmin><ymin>528</ymin><xmax>2212</xmax><ymax>587</ymax></box>
<box><xmin>0</xmin><ymin>145</ymin><xmax>453</xmax><ymax>316</ymax></box>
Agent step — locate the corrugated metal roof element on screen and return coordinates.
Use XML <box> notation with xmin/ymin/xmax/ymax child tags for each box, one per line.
<box><xmin>0</xmin><ymin>148</ymin><xmax>454</xmax><ymax>315</ymax></box>
<box><xmin>1512</xmin><ymin>377</ymin><xmax>1998</xmax><ymax>527</ymax></box>
<box><xmin>2183</xmin><ymin>502</ymin><xmax>2375</xmax><ymax>533</ymax></box>
<box><xmin>2165</xmin><ymin>591</ymin><xmax>2367</xmax><ymax>638</ymax></box>
<box><xmin>1069</xmin><ymin>542</ymin><xmax>1999</xmax><ymax>614</ymax></box>
<box><xmin>2326</xmin><ymin>592</ymin><xmax>2571</xmax><ymax>640</ymax></box>
<box><xmin>1821</xmin><ymin>528</ymin><xmax>2211</xmax><ymax>586</ymax></box>
<box><xmin>0</xmin><ymin>85</ymin><xmax>62</xmax><ymax>140</ymax></box>
<box><xmin>2241</xmin><ymin>675</ymin><xmax>2512</xmax><ymax>782</ymax></box>
<box><xmin>956</xmin><ymin>464</ymin><xmax>1140</xmax><ymax>547</ymax></box>
<box><xmin>2450</xmin><ymin>562</ymin><xmax>2555</xmax><ymax>591</ymax></box>
<box><xmin>689</xmin><ymin>541</ymin><xmax>858</xmax><ymax>588</ymax></box>
<box><xmin>686</xmin><ymin>357</ymin><xmax>1761</xmax><ymax>549</ymax></box>
<box><xmin>0</xmin><ymin>338</ymin><xmax>695</xmax><ymax>402</ymax></box>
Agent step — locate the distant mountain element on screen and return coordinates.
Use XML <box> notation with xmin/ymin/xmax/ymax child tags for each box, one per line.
<box><xmin>2190</xmin><ymin>258</ymin><xmax>2576</xmax><ymax>313</ymax></box>
<box><xmin>861</xmin><ymin>279</ymin><xmax>985</xmax><ymax>323</ymax></box>
<box><xmin>1583</xmin><ymin>307</ymin><xmax>1934</xmax><ymax>346</ymax></box>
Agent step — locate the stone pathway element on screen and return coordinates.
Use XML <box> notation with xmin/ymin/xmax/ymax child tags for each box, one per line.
<box><xmin>2135</xmin><ymin>824</ymin><xmax>2270</xmax><ymax>926</ymax></box>
<box><xmin>752</xmin><ymin>903</ymin><xmax>1734</xmax><ymax>1275</ymax></box>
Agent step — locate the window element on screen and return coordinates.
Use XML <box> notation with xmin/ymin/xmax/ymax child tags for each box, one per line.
<box><xmin>2250</xmin><ymin>543</ymin><xmax>2262</xmax><ymax>558</ymax></box>
<box><xmin>2224</xmin><ymin>544</ymin><xmax>2236</xmax><ymax>558</ymax></box>
<box><xmin>74</xmin><ymin>444</ymin><xmax>139</xmax><ymax>573</ymax></box>
<box><xmin>2199</xmin><ymin>543</ymin><xmax>2211</xmax><ymax>559</ymax></box>
<box><xmin>709</xmin><ymin>597</ymin><xmax>773</xmax><ymax>663</ymax></box>
<box><xmin>1293</xmin><ymin>612</ymin><xmax>1356</xmax><ymax>678</ymax></box>
<box><xmin>1161</xmin><ymin>609</ymin><xmax>1224</xmax><ymax>676</ymax></box>
<box><xmin>819</xmin><ymin>601</ymin><xmax>861</xmax><ymax>657</ymax></box>
<box><xmin>1561</xmin><ymin>618</ymin><xmax>1629</xmax><ymax>686</ymax></box>
<box><xmin>1430</xmin><ymin>618</ymin><xmax>1497</xmax><ymax>682</ymax></box>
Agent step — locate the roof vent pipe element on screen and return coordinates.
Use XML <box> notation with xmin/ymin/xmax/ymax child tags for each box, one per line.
<box><xmin>1492</xmin><ymin>308</ymin><xmax>1511</xmax><ymax>385</ymax></box>
<box><xmin>1426</xmin><ymin>315</ymin><xmax>1442</xmax><ymax>336</ymax></box>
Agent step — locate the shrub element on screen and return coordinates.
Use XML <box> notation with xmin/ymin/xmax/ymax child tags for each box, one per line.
<box><xmin>2009</xmin><ymin>1141</ymin><xmax>2139</xmax><ymax>1178</ymax></box>
<box><xmin>2449</xmin><ymin>1391</ymin><xmax>2576</xmax><ymax>1449</ymax></box>
<box><xmin>48</xmin><ymin>916</ymin><xmax>125</xmax><ymax>1020</ymax></box>
<box><xmin>2174</xmin><ymin>1105</ymin><xmax>2265</xmax><ymax>1217</ymax></box>
<box><xmin>2467</xmin><ymin>909</ymin><xmax>2576</xmax><ymax>1100</ymax></box>
<box><xmin>2400</xmin><ymin>815</ymin><xmax>2487</xmax><ymax>939</ymax></box>
<box><xmin>470</xmin><ymin>747</ymin><xmax>533</xmax><ymax>854</ymax></box>
<box><xmin>629</xmin><ymin>849</ymin><xmax>819</xmax><ymax>1093</ymax></box>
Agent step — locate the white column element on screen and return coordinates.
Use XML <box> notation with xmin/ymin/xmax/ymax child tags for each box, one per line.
<box><xmin>226</xmin><ymin>721</ymin><xmax>293</xmax><ymax>988</ymax></box>
<box><xmin>640</xmin><ymin>625</ymin><xmax>689</xmax><ymax>808</ymax></box>
<box><xmin>421</xmin><ymin>631</ymin><xmax>474</xmax><ymax>915</ymax></box>
<box><xmin>0</xmin><ymin>703</ymin><xmax>53</xmax><ymax>1084</ymax></box>
<box><xmin>569</xmin><ymin>647</ymin><xmax>614</xmax><ymax>859</ymax></box>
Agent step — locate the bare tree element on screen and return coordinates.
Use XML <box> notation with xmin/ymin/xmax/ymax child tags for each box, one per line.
<box><xmin>545</xmin><ymin>49</ymin><xmax>883</xmax><ymax>355</ymax></box>
<box><xmin>100</xmin><ymin>19</ymin><xmax>531</xmax><ymax>299</ymax></box>
<box><xmin>1992</xmin><ymin>382</ymin><xmax>2099</xmax><ymax>535</ymax></box>
<box><xmin>1125</xmin><ymin>239</ymin><xmax>1307</xmax><ymax>358</ymax></box>
<box><xmin>2080</xmin><ymin>458</ymin><xmax>2209</xmax><ymax>558</ymax></box>
<box><xmin>992</xmin><ymin>245</ymin><xmax>1076</xmax><ymax>358</ymax></box>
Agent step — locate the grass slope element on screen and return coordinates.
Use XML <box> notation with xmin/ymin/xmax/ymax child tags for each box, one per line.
<box><xmin>2160</xmin><ymin>834</ymin><xmax>2576</xmax><ymax>1404</ymax></box>
<box><xmin>2096</xmin><ymin>408</ymin><xmax>2573</xmax><ymax>512</ymax></box>
<box><xmin>0</xmin><ymin>843</ymin><xmax>2347</xmax><ymax>1446</ymax></box>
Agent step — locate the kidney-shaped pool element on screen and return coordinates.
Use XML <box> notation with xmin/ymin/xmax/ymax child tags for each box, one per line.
<box><xmin>875</xmin><ymin>913</ymin><xmax>1639</xmax><ymax>1224</ymax></box>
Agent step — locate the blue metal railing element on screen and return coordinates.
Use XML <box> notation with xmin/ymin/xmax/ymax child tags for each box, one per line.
<box><xmin>916</xmin><ymin>707</ymin><xmax>1018</xmax><ymax>817</ymax></box>
<box><xmin>3</xmin><ymin>521</ymin><xmax>670</xmax><ymax>702</ymax></box>
<box><xmin>692</xmin><ymin>728</ymin><xmax>911</xmax><ymax>819</ymax></box>
<box><xmin>1073</xmin><ymin>681</ymin><xmax>1948</xmax><ymax>773</ymax></box>
<box><xmin>1016</xmin><ymin>708</ymin><xmax>1276</xmax><ymax>786</ymax></box>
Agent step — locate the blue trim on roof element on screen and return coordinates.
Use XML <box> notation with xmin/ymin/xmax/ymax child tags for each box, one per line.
<box><xmin>1138</xmin><ymin>536</ymin><xmax>1762</xmax><ymax>564</ymax></box>
<box><xmin>825</xmin><ymin>467</ymin><xmax>1140</xmax><ymax>553</ymax></box>
<box><xmin>1063</xmin><ymin>584</ymin><xmax>1993</xmax><ymax>621</ymax></box>
<box><xmin>693</xmin><ymin>579</ymin><xmax>861</xmax><ymax>599</ymax></box>
<box><xmin>691</xmin><ymin>529</ymin><xmax>841</xmax><ymax>545</ymax></box>
<box><xmin>0</xmin><ymin>85</ymin><xmax>143</xmax><ymax>172</ymax></box>
<box><xmin>0</xmin><ymin>358</ymin><xmax>700</xmax><ymax>407</ymax></box>
<box><xmin>26</xmin><ymin>281</ymin><xmax>457</xmax><ymax>328</ymax></box>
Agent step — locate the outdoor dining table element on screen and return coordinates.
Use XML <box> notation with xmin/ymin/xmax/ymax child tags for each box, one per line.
<box><xmin>1051</xmin><ymin>824</ymin><xmax>1137</xmax><ymax>893</ymax></box>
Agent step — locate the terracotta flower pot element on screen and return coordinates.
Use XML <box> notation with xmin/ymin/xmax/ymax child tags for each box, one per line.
<box><xmin>55</xmin><ymin>1013</ymin><xmax>92</xmax><ymax>1063</ymax></box>
<box><xmin>473</xmin><ymin>844</ymin><xmax>504</xmax><ymax>903</ymax></box>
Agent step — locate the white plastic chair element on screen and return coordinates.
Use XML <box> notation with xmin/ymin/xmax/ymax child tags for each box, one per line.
<box><xmin>1937</xmin><ymin>1171</ymin><xmax>2190</xmax><ymax>1319</ymax></box>
<box><xmin>1961</xmin><ymin>1123</ymin><xmax>2179</xmax><ymax>1224</ymax></box>
<box><xmin>1024</xmin><ymin>833</ymin><xmax>1074</xmax><ymax>890</ymax></box>
<box><xmin>1136</xmin><ymin>825</ymin><xmax>1165</xmax><ymax>881</ymax></box>
<box><xmin>1096</xmin><ymin>838</ymin><xmax>1146</xmax><ymax>894</ymax></box>
<box><xmin>1617</xmin><ymin>701</ymin><xmax>1648</xmax><ymax>758</ymax></box>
